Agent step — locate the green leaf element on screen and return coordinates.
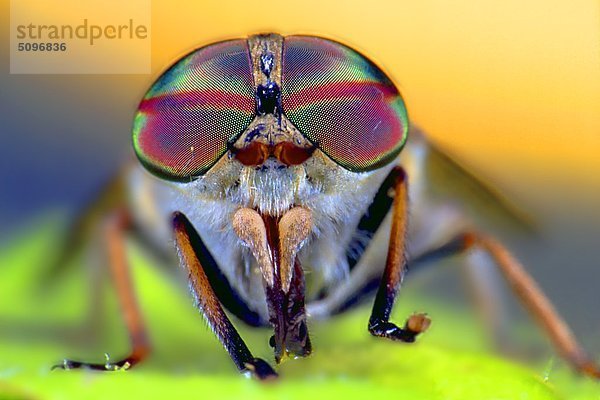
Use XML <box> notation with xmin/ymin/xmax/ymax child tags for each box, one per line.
<box><xmin>0</xmin><ymin>219</ymin><xmax>596</xmax><ymax>399</ymax></box>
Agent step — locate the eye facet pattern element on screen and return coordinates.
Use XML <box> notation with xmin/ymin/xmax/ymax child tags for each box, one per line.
<box><xmin>281</xmin><ymin>36</ymin><xmax>408</xmax><ymax>172</ymax></box>
<box><xmin>132</xmin><ymin>39</ymin><xmax>256</xmax><ymax>181</ymax></box>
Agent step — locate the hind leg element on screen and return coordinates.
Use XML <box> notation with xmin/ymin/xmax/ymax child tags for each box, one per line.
<box><xmin>55</xmin><ymin>208</ymin><xmax>150</xmax><ymax>370</ymax></box>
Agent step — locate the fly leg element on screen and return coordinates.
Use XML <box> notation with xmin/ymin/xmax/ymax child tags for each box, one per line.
<box><xmin>410</xmin><ymin>234</ymin><xmax>511</xmax><ymax>352</ymax></box>
<box><xmin>43</xmin><ymin>168</ymin><xmax>127</xmax><ymax>286</ymax></box>
<box><xmin>382</xmin><ymin>230</ymin><xmax>600</xmax><ymax>378</ymax></box>
<box><xmin>172</xmin><ymin>212</ymin><xmax>277</xmax><ymax>380</ymax></box>
<box><xmin>447</xmin><ymin>231</ymin><xmax>600</xmax><ymax>378</ymax></box>
<box><xmin>55</xmin><ymin>208</ymin><xmax>150</xmax><ymax>370</ymax></box>
<box><xmin>368</xmin><ymin>166</ymin><xmax>432</xmax><ymax>342</ymax></box>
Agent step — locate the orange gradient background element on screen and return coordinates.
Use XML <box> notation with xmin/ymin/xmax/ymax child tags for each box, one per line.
<box><xmin>146</xmin><ymin>0</ymin><xmax>600</xmax><ymax>215</ymax></box>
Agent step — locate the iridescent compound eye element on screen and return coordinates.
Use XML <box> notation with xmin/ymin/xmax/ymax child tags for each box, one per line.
<box><xmin>132</xmin><ymin>40</ymin><xmax>255</xmax><ymax>181</ymax></box>
<box><xmin>281</xmin><ymin>36</ymin><xmax>408</xmax><ymax>172</ymax></box>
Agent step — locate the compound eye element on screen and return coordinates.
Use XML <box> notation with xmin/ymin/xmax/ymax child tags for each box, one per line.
<box><xmin>281</xmin><ymin>36</ymin><xmax>408</xmax><ymax>172</ymax></box>
<box><xmin>133</xmin><ymin>40</ymin><xmax>255</xmax><ymax>181</ymax></box>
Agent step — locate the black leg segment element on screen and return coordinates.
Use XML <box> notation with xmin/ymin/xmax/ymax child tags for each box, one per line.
<box><xmin>368</xmin><ymin>167</ymin><xmax>431</xmax><ymax>342</ymax></box>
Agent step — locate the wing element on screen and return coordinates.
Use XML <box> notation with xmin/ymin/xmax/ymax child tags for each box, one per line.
<box><xmin>402</xmin><ymin>126</ymin><xmax>536</xmax><ymax>237</ymax></box>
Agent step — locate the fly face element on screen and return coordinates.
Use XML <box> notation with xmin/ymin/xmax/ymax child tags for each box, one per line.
<box><xmin>131</xmin><ymin>33</ymin><xmax>409</xmax><ymax>366</ymax></box>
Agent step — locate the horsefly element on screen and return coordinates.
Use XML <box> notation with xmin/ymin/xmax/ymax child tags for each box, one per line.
<box><xmin>54</xmin><ymin>33</ymin><xmax>600</xmax><ymax>380</ymax></box>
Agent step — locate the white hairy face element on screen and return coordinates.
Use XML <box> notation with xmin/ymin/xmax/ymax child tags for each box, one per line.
<box><xmin>128</xmin><ymin>141</ymin><xmax>393</xmax><ymax>316</ymax></box>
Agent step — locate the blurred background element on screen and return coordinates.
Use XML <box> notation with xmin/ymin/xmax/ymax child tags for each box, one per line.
<box><xmin>1</xmin><ymin>0</ymin><xmax>599</xmax><ymax>380</ymax></box>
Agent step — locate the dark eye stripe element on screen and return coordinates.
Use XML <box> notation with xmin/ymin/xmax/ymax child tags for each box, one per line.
<box><xmin>281</xmin><ymin>36</ymin><xmax>408</xmax><ymax>172</ymax></box>
<box><xmin>132</xmin><ymin>39</ymin><xmax>255</xmax><ymax>181</ymax></box>
<box><xmin>282</xmin><ymin>81</ymin><xmax>398</xmax><ymax>109</ymax></box>
<box><xmin>138</xmin><ymin>90</ymin><xmax>254</xmax><ymax>115</ymax></box>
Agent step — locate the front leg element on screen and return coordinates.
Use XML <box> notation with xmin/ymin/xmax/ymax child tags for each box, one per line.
<box><xmin>368</xmin><ymin>166</ymin><xmax>431</xmax><ymax>342</ymax></box>
<box><xmin>173</xmin><ymin>212</ymin><xmax>277</xmax><ymax>380</ymax></box>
